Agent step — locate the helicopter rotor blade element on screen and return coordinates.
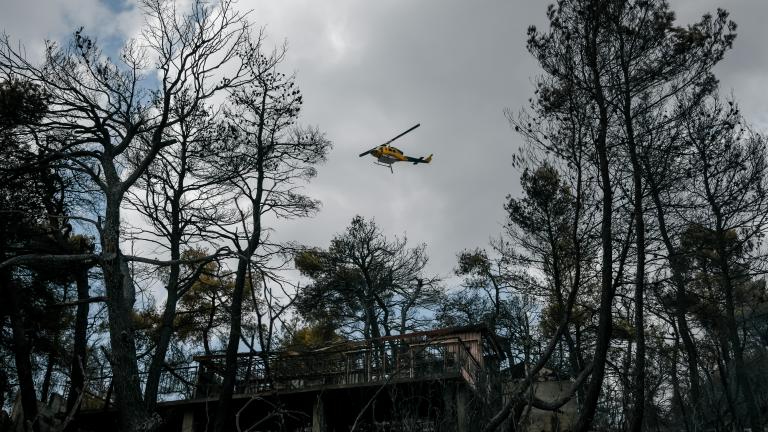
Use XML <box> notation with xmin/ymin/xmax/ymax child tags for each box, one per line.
<box><xmin>359</xmin><ymin>148</ymin><xmax>376</xmax><ymax>157</ymax></box>
<box><xmin>384</xmin><ymin>123</ymin><xmax>420</xmax><ymax>145</ymax></box>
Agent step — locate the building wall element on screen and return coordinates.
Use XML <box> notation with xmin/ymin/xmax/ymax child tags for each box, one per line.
<box><xmin>520</xmin><ymin>380</ymin><xmax>577</xmax><ymax>432</ymax></box>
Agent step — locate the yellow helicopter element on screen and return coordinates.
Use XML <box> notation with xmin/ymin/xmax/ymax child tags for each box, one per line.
<box><xmin>358</xmin><ymin>123</ymin><xmax>433</xmax><ymax>173</ymax></box>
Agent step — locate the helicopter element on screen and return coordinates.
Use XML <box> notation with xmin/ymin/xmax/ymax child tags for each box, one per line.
<box><xmin>358</xmin><ymin>123</ymin><xmax>433</xmax><ymax>173</ymax></box>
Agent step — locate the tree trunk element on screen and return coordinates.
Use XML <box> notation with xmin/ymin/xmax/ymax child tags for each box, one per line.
<box><xmin>670</xmin><ymin>328</ymin><xmax>691</xmax><ymax>432</ymax></box>
<box><xmin>101</xmin><ymin>189</ymin><xmax>152</xmax><ymax>432</ymax></box>
<box><xmin>574</xmin><ymin>3</ymin><xmax>614</xmax><ymax>430</ymax></box>
<box><xmin>213</xmin><ymin>257</ymin><xmax>250</xmax><ymax>432</ymax></box>
<box><xmin>645</xmin><ymin>155</ymin><xmax>703</xmax><ymax>411</ymax></box>
<box><xmin>714</xmin><ymin>345</ymin><xmax>739</xmax><ymax>427</ymax></box>
<box><xmin>705</xmin><ymin>156</ymin><xmax>763</xmax><ymax>431</ymax></box>
<box><xmin>4</xmin><ymin>273</ymin><xmax>39</xmax><ymax>432</ymax></box>
<box><xmin>203</xmin><ymin>294</ymin><xmax>215</xmax><ymax>356</ymax></box>
<box><xmin>67</xmin><ymin>269</ymin><xmax>90</xmax><ymax>412</ymax></box>
<box><xmin>721</xmin><ymin>268</ymin><xmax>762</xmax><ymax>431</ymax></box>
<box><xmin>145</xmin><ymin>152</ymin><xmax>187</xmax><ymax>409</ymax></box>
<box><xmin>0</xmin><ymin>369</ymin><xmax>8</xmax><ymax>411</ymax></box>
<box><xmin>621</xmin><ymin>47</ymin><xmax>646</xmax><ymax>432</ymax></box>
<box><xmin>40</xmin><ymin>354</ymin><xmax>54</xmax><ymax>404</ymax></box>
<box><xmin>144</xmin><ymin>244</ymin><xmax>180</xmax><ymax>409</ymax></box>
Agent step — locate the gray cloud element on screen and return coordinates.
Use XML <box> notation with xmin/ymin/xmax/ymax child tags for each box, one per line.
<box><xmin>2</xmin><ymin>0</ymin><xmax>766</xmax><ymax>282</ymax></box>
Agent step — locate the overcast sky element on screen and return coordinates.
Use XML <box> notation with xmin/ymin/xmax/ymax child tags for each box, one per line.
<box><xmin>3</xmin><ymin>0</ymin><xmax>767</xmax><ymax>283</ymax></box>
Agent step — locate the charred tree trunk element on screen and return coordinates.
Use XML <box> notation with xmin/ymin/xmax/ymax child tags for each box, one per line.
<box><xmin>213</xmin><ymin>149</ymin><xmax>265</xmax><ymax>432</ymax></box>
<box><xmin>213</xmin><ymin>256</ymin><xmax>250</xmax><ymax>432</ymax></box>
<box><xmin>670</xmin><ymin>327</ymin><xmax>691</xmax><ymax>432</ymax></box>
<box><xmin>575</xmin><ymin>3</ymin><xmax>614</xmax><ymax>430</ymax></box>
<box><xmin>66</xmin><ymin>269</ymin><xmax>91</xmax><ymax>412</ymax></box>
<box><xmin>714</xmin><ymin>344</ymin><xmax>739</xmax><ymax>427</ymax></box>
<box><xmin>720</xmin><ymin>260</ymin><xmax>762</xmax><ymax>431</ymax></box>
<box><xmin>40</xmin><ymin>354</ymin><xmax>54</xmax><ymax>404</ymax></box>
<box><xmin>621</xmin><ymin>43</ymin><xmax>646</xmax><ymax>432</ymax></box>
<box><xmin>645</xmin><ymin>156</ymin><xmax>703</xmax><ymax>412</ymax></box>
<box><xmin>100</xmin><ymin>185</ymin><xmax>151</xmax><ymax>432</ymax></box>
<box><xmin>144</xmin><ymin>228</ymin><xmax>181</xmax><ymax>409</ymax></box>
<box><xmin>703</xmin><ymin>146</ymin><xmax>763</xmax><ymax>431</ymax></box>
<box><xmin>203</xmin><ymin>294</ymin><xmax>216</xmax><ymax>356</ymax></box>
<box><xmin>4</xmin><ymin>273</ymin><xmax>39</xmax><ymax>432</ymax></box>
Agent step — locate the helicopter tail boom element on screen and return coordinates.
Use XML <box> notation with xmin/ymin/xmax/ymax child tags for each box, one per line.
<box><xmin>408</xmin><ymin>154</ymin><xmax>433</xmax><ymax>165</ymax></box>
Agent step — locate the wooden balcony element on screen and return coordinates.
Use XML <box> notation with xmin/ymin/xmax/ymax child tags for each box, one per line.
<box><xmin>197</xmin><ymin>337</ymin><xmax>484</xmax><ymax>398</ymax></box>
<box><xmin>80</xmin><ymin>325</ymin><xmax>504</xmax><ymax>408</ymax></box>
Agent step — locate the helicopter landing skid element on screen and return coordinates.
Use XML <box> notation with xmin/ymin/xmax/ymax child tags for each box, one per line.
<box><xmin>374</xmin><ymin>162</ymin><xmax>394</xmax><ymax>173</ymax></box>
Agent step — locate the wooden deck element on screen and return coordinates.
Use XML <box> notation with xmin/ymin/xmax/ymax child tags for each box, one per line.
<box><xmin>194</xmin><ymin>335</ymin><xmax>484</xmax><ymax>398</ymax></box>
<box><xmin>80</xmin><ymin>325</ymin><xmax>503</xmax><ymax>409</ymax></box>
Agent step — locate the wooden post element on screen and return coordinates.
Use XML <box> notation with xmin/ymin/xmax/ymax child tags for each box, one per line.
<box><xmin>365</xmin><ymin>351</ymin><xmax>371</xmax><ymax>382</ymax></box>
<box><xmin>456</xmin><ymin>386</ymin><xmax>469</xmax><ymax>432</ymax></box>
<box><xmin>102</xmin><ymin>379</ymin><xmax>113</xmax><ymax>410</ymax></box>
<box><xmin>383</xmin><ymin>348</ymin><xmax>387</xmax><ymax>377</ymax></box>
<box><xmin>312</xmin><ymin>394</ymin><xmax>326</xmax><ymax>432</ymax></box>
<box><xmin>345</xmin><ymin>355</ymin><xmax>350</xmax><ymax>385</ymax></box>
<box><xmin>441</xmin><ymin>384</ymin><xmax>457</xmax><ymax>432</ymax></box>
<box><xmin>410</xmin><ymin>349</ymin><xmax>414</xmax><ymax>379</ymax></box>
<box><xmin>181</xmin><ymin>409</ymin><xmax>195</xmax><ymax>432</ymax></box>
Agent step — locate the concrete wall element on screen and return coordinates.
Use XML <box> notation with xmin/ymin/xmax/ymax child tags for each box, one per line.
<box><xmin>520</xmin><ymin>380</ymin><xmax>577</xmax><ymax>432</ymax></box>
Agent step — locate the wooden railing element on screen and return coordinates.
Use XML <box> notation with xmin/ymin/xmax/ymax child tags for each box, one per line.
<box><xmin>194</xmin><ymin>336</ymin><xmax>483</xmax><ymax>397</ymax></box>
<box><xmin>75</xmin><ymin>364</ymin><xmax>199</xmax><ymax>409</ymax></box>
<box><xmin>81</xmin><ymin>335</ymin><xmax>487</xmax><ymax>407</ymax></box>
